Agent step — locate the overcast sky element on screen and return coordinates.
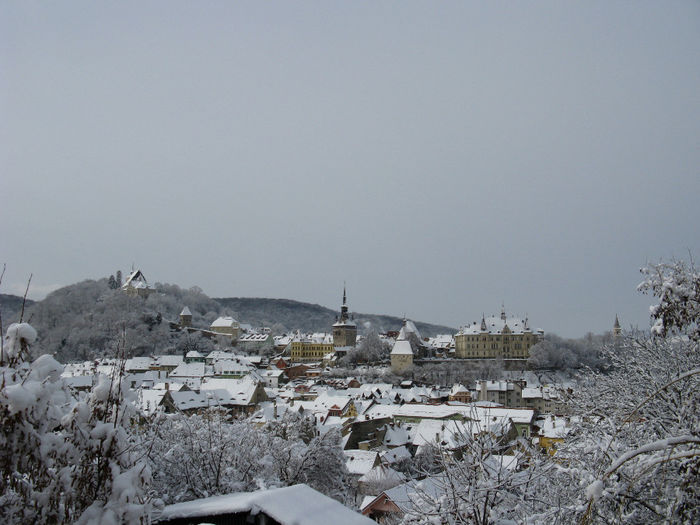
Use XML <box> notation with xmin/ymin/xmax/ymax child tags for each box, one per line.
<box><xmin>2</xmin><ymin>2</ymin><xmax>698</xmax><ymax>337</ymax></box>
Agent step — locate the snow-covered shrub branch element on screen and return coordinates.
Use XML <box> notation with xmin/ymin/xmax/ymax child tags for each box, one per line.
<box><xmin>0</xmin><ymin>323</ymin><xmax>150</xmax><ymax>524</ymax></box>
<box><xmin>144</xmin><ymin>410</ymin><xmax>349</xmax><ymax>506</ymax></box>
<box><xmin>638</xmin><ymin>257</ymin><xmax>700</xmax><ymax>341</ymax></box>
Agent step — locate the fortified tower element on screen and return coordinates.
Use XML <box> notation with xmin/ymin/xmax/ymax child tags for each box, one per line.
<box><xmin>332</xmin><ymin>285</ymin><xmax>357</xmax><ymax>348</ymax></box>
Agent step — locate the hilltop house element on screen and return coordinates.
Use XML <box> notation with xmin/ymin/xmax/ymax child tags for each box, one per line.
<box><xmin>122</xmin><ymin>269</ymin><xmax>153</xmax><ymax>298</ymax></box>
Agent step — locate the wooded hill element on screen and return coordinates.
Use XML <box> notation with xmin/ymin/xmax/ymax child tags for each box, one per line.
<box><xmin>0</xmin><ymin>280</ymin><xmax>454</xmax><ymax>362</ymax></box>
<box><xmin>214</xmin><ymin>296</ymin><xmax>455</xmax><ymax>337</ymax></box>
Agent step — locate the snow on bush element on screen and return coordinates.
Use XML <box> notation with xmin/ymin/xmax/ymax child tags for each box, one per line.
<box><xmin>0</xmin><ymin>323</ymin><xmax>151</xmax><ymax>523</ymax></box>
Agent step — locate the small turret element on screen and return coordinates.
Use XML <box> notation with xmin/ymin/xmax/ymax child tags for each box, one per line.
<box><xmin>613</xmin><ymin>315</ymin><xmax>622</xmax><ymax>337</ymax></box>
<box><xmin>180</xmin><ymin>306</ymin><xmax>192</xmax><ymax>328</ymax></box>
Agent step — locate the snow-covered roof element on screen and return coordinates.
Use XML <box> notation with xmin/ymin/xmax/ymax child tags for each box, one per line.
<box><xmin>345</xmin><ymin>450</ymin><xmax>380</xmax><ymax>476</ymax></box>
<box><xmin>122</xmin><ymin>269</ymin><xmax>148</xmax><ymax>288</ymax></box>
<box><xmin>314</xmin><ymin>393</ymin><xmax>354</xmax><ymax>412</ymax></box>
<box><xmin>333</xmin><ymin>319</ymin><xmax>357</xmax><ymax>328</ymax></box>
<box><xmin>427</xmin><ymin>334</ymin><xmax>455</xmax><ymax>348</ymax></box>
<box><xmin>180</xmin><ymin>306</ymin><xmax>192</xmax><ymax>316</ymax></box>
<box><xmin>211</xmin><ymin>316</ymin><xmax>239</xmax><ymax>328</ymax></box>
<box><xmin>380</xmin><ymin>445</ymin><xmax>412</xmax><ymax>465</ymax></box>
<box><xmin>138</xmin><ymin>390</ymin><xmax>167</xmax><ymax>416</ymax></box>
<box><xmin>358</xmin><ymin>464</ymin><xmax>406</xmax><ymax>486</ymax></box>
<box><xmin>371</xmin><ymin>477</ymin><xmax>444</xmax><ymax>515</ymax></box>
<box><xmin>412</xmin><ymin>419</ymin><xmax>475</xmax><ymax>450</ymax></box>
<box><xmin>169</xmin><ymin>362</ymin><xmax>208</xmax><ymax>378</ymax></box>
<box><xmin>522</xmin><ymin>385</ymin><xmax>560</xmax><ymax>400</ymax></box>
<box><xmin>397</xmin><ymin>319</ymin><xmax>422</xmax><ymax>341</ymax></box>
<box><xmin>170</xmin><ymin>390</ymin><xmax>211</xmax><ymax>411</ymax></box>
<box><xmin>206</xmin><ymin>351</ymin><xmax>238</xmax><ymax>362</ymax></box>
<box><xmin>458</xmin><ymin>314</ymin><xmax>542</xmax><ymax>335</ymax></box>
<box><xmin>200</xmin><ymin>376</ymin><xmax>262</xmax><ymax>406</ymax></box>
<box><xmin>124</xmin><ymin>357</ymin><xmax>154</xmax><ymax>371</ymax></box>
<box><xmin>154</xmin><ymin>355</ymin><xmax>184</xmax><ymax>367</ymax></box>
<box><xmin>238</xmin><ymin>333</ymin><xmax>271</xmax><ymax>342</ymax></box>
<box><xmin>394</xmin><ymin>404</ymin><xmax>535</xmax><ymax>428</ymax></box>
<box><xmin>450</xmin><ymin>383</ymin><xmax>469</xmax><ymax>395</ymax></box>
<box><xmin>535</xmin><ymin>415</ymin><xmax>576</xmax><ymax>438</ymax></box>
<box><xmin>63</xmin><ymin>375</ymin><xmax>94</xmax><ymax>389</ymax></box>
<box><xmin>157</xmin><ymin>484</ymin><xmax>375</xmax><ymax>525</ymax></box>
<box><xmin>390</xmin><ymin>340</ymin><xmax>413</xmax><ymax>356</ymax></box>
<box><xmin>384</xmin><ymin>425</ymin><xmax>412</xmax><ymax>447</ymax></box>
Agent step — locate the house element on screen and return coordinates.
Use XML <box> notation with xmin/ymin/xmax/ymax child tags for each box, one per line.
<box><xmin>448</xmin><ymin>384</ymin><xmax>471</xmax><ymax>403</ymax></box>
<box><xmin>199</xmin><ymin>376</ymin><xmax>269</xmax><ymax>415</ymax></box>
<box><xmin>475</xmin><ymin>379</ymin><xmax>567</xmax><ymax>413</ymax></box>
<box><xmin>284</xmin><ymin>363</ymin><xmax>314</xmax><ymax>380</ymax></box>
<box><xmin>210</xmin><ymin>316</ymin><xmax>240</xmax><ymax>342</ymax></box>
<box><xmin>155</xmin><ymin>484</ymin><xmax>375</xmax><ymax>525</ymax></box>
<box><xmin>361</xmin><ymin>477</ymin><xmax>443</xmax><ymax>523</ymax></box>
<box><xmin>152</xmin><ymin>355</ymin><xmax>184</xmax><ymax>372</ymax></box>
<box><xmin>313</xmin><ymin>393</ymin><xmax>358</xmax><ymax>418</ymax></box>
<box><xmin>184</xmin><ymin>350</ymin><xmax>205</xmax><ymax>364</ymax></box>
<box><xmin>476</xmin><ymin>380</ymin><xmax>526</xmax><ymax>407</ymax></box>
<box><xmin>532</xmin><ymin>415</ymin><xmax>576</xmax><ymax>455</ymax></box>
<box><xmin>121</xmin><ymin>269</ymin><xmax>153</xmax><ymax>298</ymax></box>
<box><xmin>260</xmin><ymin>369</ymin><xmax>286</xmax><ymax>388</ymax></box>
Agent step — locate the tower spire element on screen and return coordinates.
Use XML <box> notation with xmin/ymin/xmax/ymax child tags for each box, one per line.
<box><xmin>339</xmin><ymin>283</ymin><xmax>349</xmax><ymax>323</ymax></box>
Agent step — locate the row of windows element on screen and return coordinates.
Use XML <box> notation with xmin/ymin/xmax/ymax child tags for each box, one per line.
<box><xmin>459</xmin><ymin>335</ymin><xmax>535</xmax><ymax>342</ymax></box>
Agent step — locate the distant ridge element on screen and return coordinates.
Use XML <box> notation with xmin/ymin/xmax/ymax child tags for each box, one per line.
<box><xmin>0</xmin><ymin>293</ymin><xmax>35</xmax><ymax>324</ymax></box>
<box><xmin>213</xmin><ymin>297</ymin><xmax>455</xmax><ymax>337</ymax></box>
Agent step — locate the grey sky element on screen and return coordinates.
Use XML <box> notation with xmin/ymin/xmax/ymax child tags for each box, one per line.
<box><xmin>2</xmin><ymin>2</ymin><xmax>699</xmax><ymax>337</ymax></box>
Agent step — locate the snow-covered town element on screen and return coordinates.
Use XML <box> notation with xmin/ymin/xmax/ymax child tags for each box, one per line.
<box><xmin>2</xmin><ymin>260</ymin><xmax>698</xmax><ymax>524</ymax></box>
<box><xmin>3</xmin><ymin>2</ymin><xmax>699</xmax><ymax>524</ymax></box>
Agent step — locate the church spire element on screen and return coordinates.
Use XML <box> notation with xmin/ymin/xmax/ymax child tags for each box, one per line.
<box><xmin>500</xmin><ymin>303</ymin><xmax>506</xmax><ymax>321</ymax></box>
<box><xmin>613</xmin><ymin>314</ymin><xmax>622</xmax><ymax>337</ymax></box>
<box><xmin>339</xmin><ymin>283</ymin><xmax>349</xmax><ymax>323</ymax></box>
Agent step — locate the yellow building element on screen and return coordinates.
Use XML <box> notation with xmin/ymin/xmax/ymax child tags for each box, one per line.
<box><xmin>455</xmin><ymin>307</ymin><xmax>543</xmax><ymax>359</ymax></box>
<box><xmin>290</xmin><ymin>332</ymin><xmax>335</xmax><ymax>363</ymax></box>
